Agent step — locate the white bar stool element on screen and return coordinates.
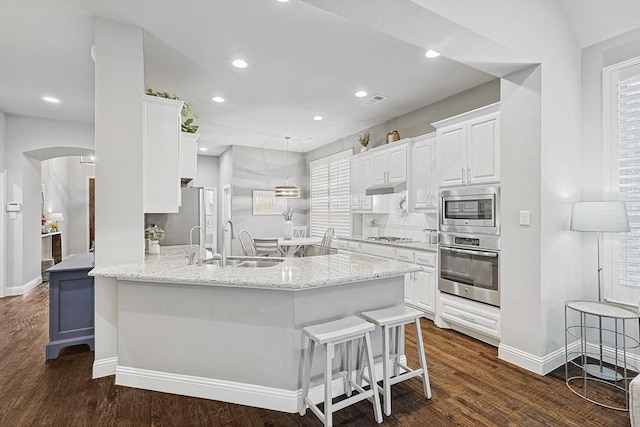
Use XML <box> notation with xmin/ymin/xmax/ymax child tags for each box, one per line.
<box><xmin>299</xmin><ymin>316</ymin><xmax>383</xmax><ymax>427</ymax></box>
<box><xmin>359</xmin><ymin>305</ymin><xmax>432</xmax><ymax>416</ymax></box>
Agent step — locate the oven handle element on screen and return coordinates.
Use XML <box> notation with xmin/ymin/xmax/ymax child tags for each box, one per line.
<box><xmin>440</xmin><ymin>246</ymin><xmax>498</xmax><ymax>258</ymax></box>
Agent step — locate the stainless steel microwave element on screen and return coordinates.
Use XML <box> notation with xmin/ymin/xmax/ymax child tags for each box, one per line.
<box><xmin>440</xmin><ymin>187</ymin><xmax>500</xmax><ymax>235</ymax></box>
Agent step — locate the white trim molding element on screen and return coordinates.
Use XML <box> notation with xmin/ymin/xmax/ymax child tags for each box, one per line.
<box><xmin>498</xmin><ymin>343</ymin><xmax>569</xmax><ymax>375</ymax></box>
<box><xmin>5</xmin><ymin>275</ymin><xmax>42</xmax><ymax>297</ymax></box>
<box><xmin>93</xmin><ymin>356</ymin><xmax>118</xmax><ymax>379</ymax></box>
<box><xmin>115</xmin><ymin>357</ymin><xmax>395</xmax><ymax>413</ymax></box>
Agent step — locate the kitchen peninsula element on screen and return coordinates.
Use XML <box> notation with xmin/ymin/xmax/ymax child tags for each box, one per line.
<box><xmin>89</xmin><ymin>247</ymin><xmax>420</xmax><ymax>413</ymax></box>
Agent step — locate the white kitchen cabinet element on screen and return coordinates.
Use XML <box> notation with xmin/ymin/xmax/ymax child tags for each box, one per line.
<box><xmin>143</xmin><ymin>95</ymin><xmax>183</xmax><ymax>213</ymax></box>
<box><xmin>180</xmin><ymin>132</ymin><xmax>200</xmax><ymax>182</ymax></box>
<box><xmin>400</xmin><ymin>250</ymin><xmax>437</xmax><ymax>316</ymax></box>
<box><xmin>350</xmin><ymin>153</ymin><xmax>372</xmax><ymax>211</ymax></box>
<box><xmin>370</xmin><ymin>140</ymin><xmax>409</xmax><ymax>185</ymax></box>
<box><xmin>438</xmin><ymin>293</ymin><xmax>501</xmax><ymax>343</ymax></box>
<box><xmin>433</xmin><ymin>103</ymin><xmax>500</xmax><ymax>188</ymax></box>
<box><xmin>409</xmin><ymin>132</ymin><xmax>437</xmax><ymax>212</ymax></box>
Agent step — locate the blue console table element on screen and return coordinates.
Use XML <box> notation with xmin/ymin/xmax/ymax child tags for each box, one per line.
<box><xmin>46</xmin><ymin>253</ymin><xmax>95</xmax><ymax>360</ymax></box>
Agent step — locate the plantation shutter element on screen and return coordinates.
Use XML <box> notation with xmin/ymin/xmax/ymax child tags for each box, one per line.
<box><xmin>617</xmin><ymin>71</ymin><xmax>640</xmax><ymax>287</ymax></box>
<box><xmin>310</xmin><ymin>150</ymin><xmax>352</xmax><ymax>238</ymax></box>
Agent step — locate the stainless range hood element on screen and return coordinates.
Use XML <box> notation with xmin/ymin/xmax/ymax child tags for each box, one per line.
<box><xmin>365</xmin><ymin>181</ymin><xmax>407</xmax><ymax>196</ymax></box>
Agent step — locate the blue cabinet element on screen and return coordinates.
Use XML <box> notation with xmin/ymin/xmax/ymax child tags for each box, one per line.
<box><xmin>45</xmin><ymin>253</ymin><xmax>95</xmax><ymax>360</ymax></box>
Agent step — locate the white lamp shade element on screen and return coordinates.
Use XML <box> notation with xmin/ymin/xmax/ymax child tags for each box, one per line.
<box><xmin>570</xmin><ymin>201</ymin><xmax>630</xmax><ymax>232</ymax></box>
<box><xmin>46</xmin><ymin>212</ymin><xmax>64</xmax><ymax>222</ymax></box>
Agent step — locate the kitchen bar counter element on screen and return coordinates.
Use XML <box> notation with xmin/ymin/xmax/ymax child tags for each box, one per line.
<box><xmin>91</xmin><ymin>245</ymin><xmax>416</xmax><ymax>413</ymax></box>
<box><xmin>89</xmin><ymin>245</ymin><xmax>421</xmax><ymax>289</ymax></box>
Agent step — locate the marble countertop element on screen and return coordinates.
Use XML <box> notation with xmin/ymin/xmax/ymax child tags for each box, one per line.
<box><xmin>338</xmin><ymin>236</ymin><xmax>438</xmax><ymax>252</ymax></box>
<box><xmin>89</xmin><ymin>246</ymin><xmax>421</xmax><ymax>291</ymax></box>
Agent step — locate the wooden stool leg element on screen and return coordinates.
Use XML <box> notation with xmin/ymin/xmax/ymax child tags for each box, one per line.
<box><xmin>299</xmin><ymin>339</ymin><xmax>315</xmax><ymax>415</ymax></box>
<box><xmin>364</xmin><ymin>332</ymin><xmax>383</xmax><ymax>423</ymax></box>
<box><xmin>345</xmin><ymin>341</ymin><xmax>352</xmax><ymax>397</ymax></box>
<box><xmin>382</xmin><ymin>324</ymin><xmax>392</xmax><ymax>416</ymax></box>
<box><xmin>414</xmin><ymin>318</ymin><xmax>432</xmax><ymax>399</ymax></box>
<box><xmin>325</xmin><ymin>342</ymin><xmax>333</xmax><ymax>427</ymax></box>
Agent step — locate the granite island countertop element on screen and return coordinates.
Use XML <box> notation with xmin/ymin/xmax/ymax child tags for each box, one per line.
<box><xmin>89</xmin><ymin>246</ymin><xmax>421</xmax><ymax>291</ymax></box>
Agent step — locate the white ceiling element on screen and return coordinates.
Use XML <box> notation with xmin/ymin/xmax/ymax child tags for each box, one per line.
<box><xmin>0</xmin><ymin>0</ymin><xmax>638</xmax><ymax>156</ymax></box>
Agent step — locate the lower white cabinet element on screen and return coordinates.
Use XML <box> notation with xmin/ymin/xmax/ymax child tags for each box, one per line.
<box><xmin>400</xmin><ymin>250</ymin><xmax>436</xmax><ymax>315</ymax></box>
<box><xmin>438</xmin><ymin>293</ymin><xmax>501</xmax><ymax>341</ymax></box>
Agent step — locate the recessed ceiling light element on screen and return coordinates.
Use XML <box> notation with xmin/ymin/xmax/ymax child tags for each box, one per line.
<box><xmin>277</xmin><ymin>0</ymin><xmax>290</xmax><ymax>2</ymax></box>
<box><xmin>355</xmin><ymin>91</ymin><xmax>368</xmax><ymax>98</ymax></box>
<box><xmin>199</xmin><ymin>147</ymin><xmax>208</xmax><ymax>152</ymax></box>
<box><xmin>313</xmin><ymin>115</ymin><xmax>323</xmax><ymax>121</ymax></box>
<box><xmin>43</xmin><ymin>96</ymin><xmax>60</xmax><ymax>103</ymax></box>
<box><xmin>232</xmin><ymin>59</ymin><xmax>248</xmax><ymax>69</ymax></box>
<box><xmin>302</xmin><ymin>138</ymin><xmax>313</xmax><ymax>142</ymax></box>
<box><xmin>425</xmin><ymin>50</ymin><xmax>440</xmax><ymax>58</ymax></box>
<box><xmin>212</xmin><ymin>96</ymin><xmax>225</xmax><ymax>103</ymax></box>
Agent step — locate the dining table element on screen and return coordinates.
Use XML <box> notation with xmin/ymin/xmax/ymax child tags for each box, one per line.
<box><xmin>253</xmin><ymin>237</ymin><xmax>323</xmax><ymax>257</ymax></box>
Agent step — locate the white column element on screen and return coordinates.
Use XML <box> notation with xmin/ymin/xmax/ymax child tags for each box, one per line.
<box><xmin>93</xmin><ymin>18</ymin><xmax>144</xmax><ymax>378</ymax></box>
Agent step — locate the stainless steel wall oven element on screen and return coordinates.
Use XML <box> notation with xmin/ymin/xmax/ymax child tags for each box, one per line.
<box><xmin>438</xmin><ymin>233</ymin><xmax>500</xmax><ymax>307</ymax></box>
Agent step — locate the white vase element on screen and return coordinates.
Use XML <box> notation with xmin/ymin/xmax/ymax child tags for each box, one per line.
<box><xmin>282</xmin><ymin>220</ymin><xmax>294</xmax><ymax>240</ymax></box>
<box><xmin>148</xmin><ymin>240</ymin><xmax>160</xmax><ymax>254</ymax></box>
<box><xmin>360</xmin><ymin>146</ymin><xmax>368</xmax><ymax>152</ymax></box>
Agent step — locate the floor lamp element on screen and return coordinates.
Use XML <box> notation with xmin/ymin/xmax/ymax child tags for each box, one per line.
<box><xmin>570</xmin><ymin>200</ymin><xmax>630</xmax><ymax>380</ymax></box>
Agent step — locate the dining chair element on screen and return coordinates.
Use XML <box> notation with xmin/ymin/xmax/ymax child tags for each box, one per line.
<box><xmin>254</xmin><ymin>238</ymin><xmax>283</xmax><ymax>257</ymax></box>
<box><xmin>319</xmin><ymin>228</ymin><xmax>335</xmax><ymax>255</ymax></box>
<box><xmin>239</xmin><ymin>229</ymin><xmax>257</xmax><ymax>256</ymax></box>
<box><xmin>293</xmin><ymin>226</ymin><xmax>307</xmax><ymax>238</ymax></box>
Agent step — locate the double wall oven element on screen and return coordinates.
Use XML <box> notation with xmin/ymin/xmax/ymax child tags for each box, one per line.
<box><xmin>438</xmin><ymin>187</ymin><xmax>501</xmax><ymax>307</ymax></box>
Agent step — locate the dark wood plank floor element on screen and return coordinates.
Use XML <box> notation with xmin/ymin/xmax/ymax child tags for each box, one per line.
<box><xmin>0</xmin><ymin>283</ymin><xmax>631</xmax><ymax>426</ymax></box>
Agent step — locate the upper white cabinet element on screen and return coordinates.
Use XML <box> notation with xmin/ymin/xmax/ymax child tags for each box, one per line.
<box><xmin>350</xmin><ymin>153</ymin><xmax>372</xmax><ymax>211</ymax></box>
<box><xmin>180</xmin><ymin>132</ymin><xmax>200</xmax><ymax>182</ymax></box>
<box><xmin>409</xmin><ymin>132</ymin><xmax>437</xmax><ymax>211</ymax></box>
<box><xmin>143</xmin><ymin>95</ymin><xmax>183</xmax><ymax>213</ymax></box>
<box><xmin>370</xmin><ymin>140</ymin><xmax>409</xmax><ymax>185</ymax></box>
<box><xmin>433</xmin><ymin>103</ymin><xmax>500</xmax><ymax>188</ymax></box>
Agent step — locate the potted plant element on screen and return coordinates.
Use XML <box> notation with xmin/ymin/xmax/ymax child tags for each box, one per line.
<box><xmin>281</xmin><ymin>208</ymin><xmax>294</xmax><ymax>240</ymax></box>
<box><xmin>359</xmin><ymin>132</ymin><xmax>371</xmax><ymax>152</ymax></box>
<box><xmin>146</xmin><ymin>88</ymin><xmax>199</xmax><ymax>133</ymax></box>
<box><xmin>145</xmin><ymin>224</ymin><xmax>165</xmax><ymax>254</ymax></box>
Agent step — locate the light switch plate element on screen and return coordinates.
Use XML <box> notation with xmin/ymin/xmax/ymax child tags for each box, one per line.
<box><xmin>519</xmin><ymin>211</ymin><xmax>530</xmax><ymax>226</ymax></box>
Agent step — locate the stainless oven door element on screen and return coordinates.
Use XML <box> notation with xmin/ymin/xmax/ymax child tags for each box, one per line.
<box><xmin>439</xmin><ymin>245</ymin><xmax>500</xmax><ymax>307</ymax></box>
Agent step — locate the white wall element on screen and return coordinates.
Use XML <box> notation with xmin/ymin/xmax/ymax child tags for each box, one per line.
<box><xmin>66</xmin><ymin>157</ymin><xmax>95</xmax><ymax>254</ymax></box>
<box><xmin>3</xmin><ymin>116</ymin><xmax>93</xmax><ymax>296</ymax></box>
<box><xmin>0</xmin><ymin>110</ymin><xmax>5</xmax><ymax>168</ymax></box>
<box><xmin>192</xmin><ymin>155</ymin><xmax>219</xmax><ymax>189</ymax></box>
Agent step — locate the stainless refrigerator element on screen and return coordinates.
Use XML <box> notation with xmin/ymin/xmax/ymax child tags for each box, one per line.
<box><xmin>145</xmin><ymin>187</ymin><xmax>217</xmax><ymax>251</ymax></box>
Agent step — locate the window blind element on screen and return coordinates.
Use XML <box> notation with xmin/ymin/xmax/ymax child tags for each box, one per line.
<box><xmin>310</xmin><ymin>150</ymin><xmax>352</xmax><ymax>238</ymax></box>
<box><xmin>617</xmin><ymin>73</ymin><xmax>640</xmax><ymax>287</ymax></box>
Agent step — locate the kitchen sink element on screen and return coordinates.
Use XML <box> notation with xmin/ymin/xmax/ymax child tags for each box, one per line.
<box><xmin>235</xmin><ymin>260</ymin><xmax>283</xmax><ymax>268</ymax></box>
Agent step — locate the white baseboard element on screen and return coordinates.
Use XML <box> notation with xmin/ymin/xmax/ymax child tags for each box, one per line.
<box><xmin>114</xmin><ymin>357</ymin><xmax>405</xmax><ymax>413</ymax></box>
<box><xmin>499</xmin><ymin>340</ymin><xmax>640</xmax><ymax>376</ymax></box>
<box><xmin>5</xmin><ymin>275</ymin><xmax>42</xmax><ymax>297</ymax></box>
<box><xmin>499</xmin><ymin>342</ymin><xmax>570</xmax><ymax>375</ymax></box>
<box><xmin>93</xmin><ymin>356</ymin><xmax>118</xmax><ymax>379</ymax></box>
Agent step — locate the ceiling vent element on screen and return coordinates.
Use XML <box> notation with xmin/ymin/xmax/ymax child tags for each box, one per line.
<box><xmin>360</xmin><ymin>94</ymin><xmax>386</xmax><ymax>107</ymax></box>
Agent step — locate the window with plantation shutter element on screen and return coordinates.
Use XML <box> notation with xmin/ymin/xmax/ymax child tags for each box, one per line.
<box><xmin>310</xmin><ymin>150</ymin><xmax>352</xmax><ymax>238</ymax></box>
<box><xmin>603</xmin><ymin>58</ymin><xmax>640</xmax><ymax>304</ymax></box>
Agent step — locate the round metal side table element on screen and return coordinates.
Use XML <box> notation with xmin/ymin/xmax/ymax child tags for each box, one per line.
<box><xmin>565</xmin><ymin>300</ymin><xmax>640</xmax><ymax>411</ymax></box>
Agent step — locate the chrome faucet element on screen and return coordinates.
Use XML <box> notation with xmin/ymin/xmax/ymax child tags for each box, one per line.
<box><xmin>222</xmin><ymin>220</ymin><xmax>235</xmax><ymax>267</ymax></box>
<box><xmin>188</xmin><ymin>226</ymin><xmax>206</xmax><ymax>265</ymax></box>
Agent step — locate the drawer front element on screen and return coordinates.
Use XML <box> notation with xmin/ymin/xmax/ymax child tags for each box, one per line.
<box><xmin>395</xmin><ymin>249</ymin><xmax>414</xmax><ymax>263</ymax></box>
<box><xmin>360</xmin><ymin>243</ymin><xmax>395</xmax><ymax>259</ymax></box>
<box><xmin>439</xmin><ymin>294</ymin><xmax>500</xmax><ymax>338</ymax></box>
<box><xmin>348</xmin><ymin>242</ymin><xmax>361</xmax><ymax>252</ymax></box>
<box><xmin>336</xmin><ymin>240</ymin><xmax>349</xmax><ymax>251</ymax></box>
<box><xmin>414</xmin><ymin>252</ymin><xmax>436</xmax><ymax>267</ymax></box>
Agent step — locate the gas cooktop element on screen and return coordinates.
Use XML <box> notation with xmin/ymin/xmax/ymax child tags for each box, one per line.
<box><xmin>367</xmin><ymin>236</ymin><xmax>414</xmax><ymax>243</ymax></box>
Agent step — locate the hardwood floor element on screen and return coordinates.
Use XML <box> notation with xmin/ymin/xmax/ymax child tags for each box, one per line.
<box><xmin>0</xmin><ymin>283</ymin><xmax>631</xmax><ymax>426</ymax></box>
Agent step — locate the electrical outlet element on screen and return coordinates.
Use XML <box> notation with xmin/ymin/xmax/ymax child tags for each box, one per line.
<box><xmin>519</xmin><ymin>211</ymin><xmax>530</xmax><ymax>226</ymax></box>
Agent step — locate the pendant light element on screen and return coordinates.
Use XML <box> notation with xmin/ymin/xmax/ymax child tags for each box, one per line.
<box><xmin>275</xmin><ymin>136</ymin><xmax>300</xmax><ymax>198</ymax></box>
